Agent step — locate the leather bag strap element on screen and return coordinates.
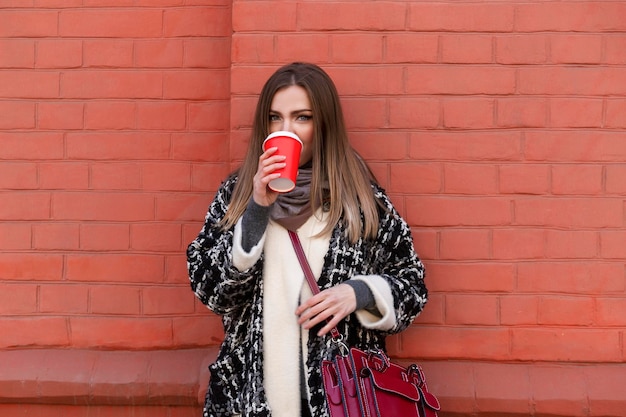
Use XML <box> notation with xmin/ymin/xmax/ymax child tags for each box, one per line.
<box><xmin>288</xmin><ymin>230</ymin><xmax>341</xmax><ymax>340</ymax></box>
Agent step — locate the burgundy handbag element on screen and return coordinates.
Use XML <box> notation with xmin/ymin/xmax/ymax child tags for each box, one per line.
<box><xmin>288</xmin><ymin>231</ymin><xmax>440</xmax><ymax>417</ymax></box>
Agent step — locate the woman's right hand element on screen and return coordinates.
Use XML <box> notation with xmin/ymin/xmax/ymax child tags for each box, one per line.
<box><xmin>252</xmin><ymin>146</ymin><xmax>286</xmax><ymax>207</ymax></box>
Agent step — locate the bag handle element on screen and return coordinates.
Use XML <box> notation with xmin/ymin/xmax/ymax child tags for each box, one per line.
<box><xmin>288</xmin><ymin>230</ymin><xmax>342</xmax><ymax>341</ymax></box>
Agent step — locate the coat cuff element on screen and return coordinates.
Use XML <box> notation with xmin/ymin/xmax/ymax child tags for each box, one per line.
<box><xmin>351</xmin><ymin>275</ymin><xmax>396</xmax><ymax>331</ymax></box>
<box><xmin>232</xmin><ymin>217</ymin><xmax>264</xmax><ymax>271</ymax></box>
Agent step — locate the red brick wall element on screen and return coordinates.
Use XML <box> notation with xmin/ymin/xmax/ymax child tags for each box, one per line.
<box><xmin>1</xmin><ymin>1</ymin><xmax>626</xmax><ymax>416</ymax></box>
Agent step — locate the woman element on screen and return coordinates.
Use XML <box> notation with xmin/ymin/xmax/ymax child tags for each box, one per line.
<box><xmin>187</xmin><ymin>62</ymin><xmax>428</xmax><ymax>417</ymax></box>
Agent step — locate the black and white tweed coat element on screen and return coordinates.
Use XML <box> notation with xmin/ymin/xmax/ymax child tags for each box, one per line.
<box><xmin>187</xmin><ymin>175</ymin><xmax>428</xmax><ymax>417</ymax></box>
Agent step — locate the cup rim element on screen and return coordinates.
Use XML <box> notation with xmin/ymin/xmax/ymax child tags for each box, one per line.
<box><xmin>263</xmin><ymin>131</ymin><xmax>303</xmax><ymax>148</ymax></box>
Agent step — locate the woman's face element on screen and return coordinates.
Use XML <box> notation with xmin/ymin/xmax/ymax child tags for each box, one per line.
<box><xmin>269</xmin><ymin>85</ymin><xmax>314</xmax><ymax>166</ymax></box>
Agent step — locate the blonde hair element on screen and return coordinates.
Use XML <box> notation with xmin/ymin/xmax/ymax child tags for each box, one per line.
<box><xmin>221</xmin><ymin>63</ymin><xmax>380</xmax><ymax>243</ymax></box>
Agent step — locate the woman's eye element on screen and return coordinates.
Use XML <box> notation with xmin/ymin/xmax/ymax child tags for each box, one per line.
<box><xmin>269</xmin><ymin>114</ymin><xmax>280</xmax><ymax>122</ymax></box>
<box><xmin>297</xmin><ymin>115</ymin><xmax>312</xmax><ymax>121</ymax></box>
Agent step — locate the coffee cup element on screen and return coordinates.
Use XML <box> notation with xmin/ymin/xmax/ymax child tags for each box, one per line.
<box><xmin>262</xmin><ymin>131</ymin><xmax>303</xmax><ymax>193</ymax></box>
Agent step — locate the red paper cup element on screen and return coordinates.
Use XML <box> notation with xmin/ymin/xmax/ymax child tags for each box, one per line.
<box><xmin>262</xmin><ymin>131</ymin><xmax>303</xmax><ymax>193</ymax></box>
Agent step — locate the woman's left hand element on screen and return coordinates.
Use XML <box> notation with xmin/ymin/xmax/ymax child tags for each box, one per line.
<box><xmin>296</xmin><ymin>284</ymin><xmax>357</xmax><ymax>336</ymax></box>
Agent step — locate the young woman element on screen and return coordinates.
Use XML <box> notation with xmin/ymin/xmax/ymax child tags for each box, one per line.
<box><xmin>187</xmin><ymin>62</ymin><xmax>428</xmax><ymax>417</ymax></box>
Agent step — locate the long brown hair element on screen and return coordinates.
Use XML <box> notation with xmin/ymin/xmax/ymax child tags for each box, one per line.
<box><xmin>220</xmin><ymin>62</ymin><xmax>380</xmax><ymax>243</ymax></box>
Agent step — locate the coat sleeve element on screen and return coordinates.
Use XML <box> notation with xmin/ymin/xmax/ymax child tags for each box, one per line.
<box><xmin>369</xmin><ymin>187</ymin><xmax>428</xmax><ymax>335</ymax></box>
<box><xmin>186</xmin><ymin>177</ymin><xmax>263</xmax><ymax>316</ymax></box>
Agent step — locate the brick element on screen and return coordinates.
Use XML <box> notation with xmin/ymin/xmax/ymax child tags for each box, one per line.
<box><xmin>90</xmin><ymin>285</ymin><xmax>141</xmax><ymax>315</ymax></box>
<box><xmin>525</xmin><ymin>131</ymin><xmax>626</xmax><ymax>162</ymax></box>
<box><xmin>164</xmin><ymin>7</ymin><xmax>231</xmax><ymax>37</ymax></box>
<box><xmin>171</xmin><ymin>133</ymin><xmax>230</xmax><ymax>162</ymax></box>
<box><xmin>341</xmin><ymin>98</ymin><xmax>387</xmax><ymax>129</ymax></box>
<box><xmin>600</xmin><ymin>231</ymin><xmax>626</xmax><ymax>259</ymax></box>
<box><xmin>61</xmin><ymin>71</ymin><xmax>162</xmax><ymax>99</ymax></box>
<box><xmin>59</xmin><ymin>9</ymin><xmax>162</xmax><ymax>37</ymax></box>
<box><xmin>446</xmin><ymin>294</ymin><xmax>499</xmax><ymax>325</ymax></box>
<box><xmin>90</xmin><ymin>163</ymin><xmax>141</xmax><ymax>190</ymax></box>
<box><xmin>495</xmin><ymin>34</ymin><xmax>547</xmax><ymax>64</ymax></box>
<box><xmin>66</xmin><ymin>254</ymin><xmax>164</xmax><ymax>283</ymax></box>
<box><xmin>426</xmin><ymin>263</ymin><xmax>515</xmax><ymax>293</ymax></box>
<box><xmin>0</xmin><ymin>223</ymin><xmax>31</xmax><ymax>250</ymax></box>
<box><xmin>39</xmin><ymin>162</ymin><xmax>89</xmax><ymax>190</ymax></box>
<box><xmin>0</xmin><ymin>318</ymin><xmax>69</xmax><ymax>348</ymax></box>
<box><xmin>349</xmin><ymin>132</ymin><xmax>408</xmax><ymax>161</ymax></box>
<box><xmin>400</xmin><ymin>326</ymin><xmax>510</xmax><ymax>360</ymax></box>
<box><xmin>551</xmin><ymin>164</ymin><xmax>603</xmax><ymax>195</ymax></box>
<box><xmin>538</xmin><ymin>296</ymin><xmax>594</xmax><ymax>326</ymax></box>
<box><xmin>410</xmin><ymin>228</ymin><xmax>438</xmax><ymax>261</ymax></box>
<box><xmin>188</xmin><ymin>101</ymin><xmax>230</xmax><ymax>131</ymax></box>
<box><xmin>519</xmin><ymin>67</ymin><xmax>626</xmax><ymax>95</ymax></box>
<box><xmin>137</xmin><ymin>101</ymin><xmax>186</xmax><ymax>130</ymax></box>
<box><xmin>141</xmin><ymin>162</ymin><xmax>192</xmax><ymax>191</ymax></box>
<box><xmin>407</xmin><ymin>66</ymin><xmax>516</xmax><ymax>95</ymax></box>
<box><xmin>411</xmin><ymin>131</ymin><xmax>522</xmax><ymax>161</ymax></box>
<box><xmin>512</xmin><ymin>328</ymin><xmax>621</xmax><ymax>362</ymax></box>
<box><xmin>0</xmin><ymin>101</ymin><xmax>35</xmax><ymax>129</ymax></box>
<box><xmin>388</xmin><ymin>98</ymin><xmax>440</xmax><ymax>129</ymax></box>
<box><xmin>514</xmin><ymin>198</ymin><xmax>622</xmax><ymax>228</ymax></box>
<box><xmin>70</xmin><ymin>317</ymin><xmax>172</xmax><ymax>349</ymax></box>
<box><xmin>546</xmin><ymin>230</ymin><xmax>598</xmax><ymax>259</ymax></box>
<box><xmin>0</xmin><ymin>71</ymin><xmax>59</xmax><ymax>99</ymax></box>
<box><xmin>500</xmin><ymin>295</ymin><xmax>539</xmax><ymax>325</ymax></box>
<box><xmin>134</xmin><ymin>40</ymin><xmax>184</xmax><ymax>68</ymax></box>
<box><xmin>606</xmin><ymin>164</ymin><xmax>626</xmax><ymax>194</ymax></box>
<box><xmin>517</xmin><ymin>262</ymin><xmax>624</xmax><ymax>294</ymax></box>
<box><xmin>530</xmin><ymin>365</ymin><xmax>588</xmax><ymax>416</ymax></box>
<box><xmin>0</xmin><ymin>253</ymin><xmax>63</xmax><ymax>281</ymax></box>
<box><xmin>155</xmin><ymin>194</ymin><xmax>213</xmax><ymax>222</ymax></box>
<box><xmin>52</xmin><ymin>192</ymin><xmax>155</xmax><ymax>221</ymax></box>
<box><xmin>0</xmin><ymin>40</ymin><xmax>35</xmax><ymax>68</ymax></box>
<box><xmin>300</xmin><ymin>2</ymin><xmax>406</xmax><ymax>31</ymax></box>
<box><xmin>499</xmin><ymin>164</ymin><xmax>550</xmax><ymax>194</ymax></box>
<box><xmin>385</xmin><ymin>34</ymin><xmax>438</xmax><ymax>64</ymax></box>
<box><xmin>550</xmin><ymin>34</ymin><xmax>603</xmax><ymax>64</ymax></box>
<box><xmin>413</xmin><ymin>293</ymin><xmax>444</xmax><ymax>325</ymax></box>
<box><xmin>515</xmin><ymin>2</ymin><xmax>626</xmax><ymax>32</ymax></box>
<box><xmin>474</xmin><ymin>363</ymin><xmax>533</xmax><ymax>414</ymax></box>
<box><xmin>130</xmin><ymin>223</ymin><xmax>182</xmax><ymax>252</ymax></box>
<box><xmin>231</xmin><ymin>34</ymin><xmax>275</xmax><ymax>64</ymax></box>
<box><xmin>275</xmin><ymin>34</ymin><xmax>330</xmax><ymax>63</ymax></box>
<box><xmin>441</xmin><ymin>34</ymin><xmax>493</xmax><ymax>64</ymax></box>
<box><xmin>389</xmin><ymin>163</ymin><xmax>441</xmax><ymax>194</ymax></box>
<box><xmin>163</xmin><ymin>70</ymin><xmax>230</xmax><ymax>100</ymax></box>
<box><xmin>440</xmin><ymin>229</ymin><xmax>491</xmax><ymax>260</ymax></box>
<box><xmin>444</xmin><ymin>163</ymin><xmax>498</xmax><ymax>195</ymax></box>
<box><xmin>230</xmin><ymin>66</ymin><xmax>278</xmax><ymax>95</ymax></box>
<box><xmin>84</xmin><ymin>101</ymin><xmax>136</xmax><ymax>130</ymax></box>
<box><xmin>0</xmin><ymin>192</ymin><xmax>51</xmax><ymax>220</ymax></box>
<box><xmin>550</xmin><ymin>98</ymin><xmax>603</xmax><ymax>128</ymax></box>
<box><xmin>33</xmin><ymin>222</ymin><xmax>80</xmax><ymax>250</ymax></box>
<box><xmin>191</xmin><ymin>163</ymin><xmax>231</xmax><ymax>192</ymax></box>
<box><xmin>331</xmin><ymin>34</ymin><xmax>383</xmax><ymax>64</ymax></box>
<box><xmin>496</xmin><ymin>97</ymin><xmax>547</xmax><ymax>128</ymax></box>
<box><xmin>164</xmin><ymin>253</ymin><xmax>192</xmax><ymax>285</ymax></box>
<box><xmin>80</xmin><ymin>223</ymin><xmax>130</xmax><ymax>251</ymax></box>
<box><xmin>327</xmin><ymin>66</ymin><xmax>405</xmax><ymax>96</ymax></box>
<box><xmin>595</xmin><ymin>298</ymin><xmax>626</xmax><ymax>326</ymax></box>
<box><xmin>40</xmin><ymin>284</ymin><xmax>89</xmax><ymax>314</ymax></box>
<box><xmin>36</xmin><ymin>40</ymin><xmax>82</xmax><ymax>68</ymax></box>
<box><xmin>605</xmin><ymin>99</ymin><xmax>626</xmax><ymax>128</ymax></box>
<box><xmin>586</xmin><ymin>366</ymin><xmax>626</xmax><ymax>416</ymax></box>
<box><xmin>492</xmin><ymin>229</ymin><xmax>545</xmax><ymax>260</ymax></box>
<box><xmin>409</xmin><ymin>3</ymin><xmax>514</xmax><ymax>31</ymax></box>
<box><xmin>38</xmin><ymin>101</ymin><xmax>84</xmax><ymax>130</ymax></box>
<box><xmin>83</xmin><ymin>40</ymin><xmax>134</xmax><ymax>68</ymax></box>
<box><xmin>443</xmin><ymin>98</ymin><xmax>495</xmax><ymax>129</ymax></box>
<box><xmin>173</xmin><ymin>315</ymin><xmax>225</xmax><ymax>346</ymax></box>
<box><xmin>406</xmin><ymin>196</ymin><xmax>511</xmax><ymax>227</ymax></box>
<box><xmin>605</xmin><ymin>34</ymin><xmax>626</xmax><ymax>64</ymax></box>
<box><xmin>184</xmin><ymin>38</ymin><xmax>230</xmax><ymax>68</ymax></box>
<box><xmin>0</xmin><ymin>132</ymin><xmax>64</xmax><ymax>160</ymax></box>
<box><xmin>0</xmin><ymin>162</ymin><xmax>38</xmax><ymax>189</ymax></box>
<box><xmin>229</xmin><ymin>96</ymin><xmax>257</xmax><ymax>130</ymax></box>
<box><xmin>0</xmin><ymin>284</ymin><xmax>37</xmax><ymax>314</ymax></box>
<box><xmin>66</xmin><ymin>133</ymin><xmax>170</xmax><ymax>160</ymax></box>
<box><xmin>143</xmin><ymin>286</ymin><xmax>195</xmax><ymax>315</ymax></box>
<box><xmin>35</xmin><ymin>0</ymin><xmax>83</xmax><ymax>6</ymax></box>
<box><xmin>233</xmin><ymin>1</ymin><xmax>296</xmax><ymax>31</ymax></box>
<box><xmin>0</xmin><ymin>11</ymin><xmax>58</xmax><ymax>37</ymax></box>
